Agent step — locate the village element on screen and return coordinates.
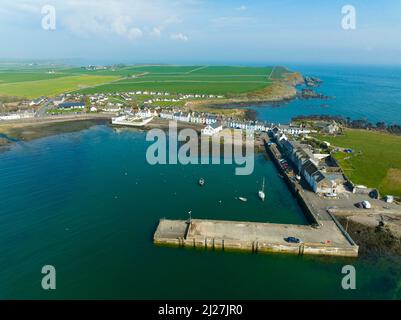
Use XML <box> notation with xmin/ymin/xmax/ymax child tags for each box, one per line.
<box><xmin>2</xmin><ymin>88</ymin><xmax>400</xmax><ymax>208</ymax></box>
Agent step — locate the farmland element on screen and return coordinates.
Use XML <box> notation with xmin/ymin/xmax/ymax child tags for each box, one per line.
<box><xmin>76</xmin><ymin>65</ymin><xmax>276</xmax><ymax>96</ymax></box>
<box><xmin>0</xmin><ymin>65</ymin><xmax>289</xmax><ymax>99</ymax></box>
<box><xmin>0</xmin><ymin>75</ymin><xmax>118</xmax><ymax>99</ymax></box>
<box><xmin>314</xmin><ymin>129</ymin><xmax>401</xmax><ymax>197</ymax></box>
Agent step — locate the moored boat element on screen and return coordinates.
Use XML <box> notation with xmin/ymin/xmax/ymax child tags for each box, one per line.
<box><xmin>258</xmin><ymin>177</ymin><xmax>266</xmax><ymax>201</ymax></box>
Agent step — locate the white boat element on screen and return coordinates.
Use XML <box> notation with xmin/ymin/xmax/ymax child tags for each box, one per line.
<box><xmin>199</xmin><ymin>178</ymin><xmax>205</xmax><ymax>186</ymax></box>
<box><xmin>111</xmin><ymin>115</ymin><xmax>153</xmax><ymax>127</ymax></box>
<box><xmin>238</xmin><ymin>197</ymin><xmax>248</xmax><ymax>202</ymax></box>
<box><xmin>258</xmin><ymin>177</ymin><xmax>266</xmax><ymax>201</ymax></box>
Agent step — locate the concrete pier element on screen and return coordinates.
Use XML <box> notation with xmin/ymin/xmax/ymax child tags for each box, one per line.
<box><xmin>153</xmin><ymin>135</ymin><xmax>359</xmax><ymax>258</ymax></box>
<box><xmin>154</xmin><ymin>218</ymin><xmax>359</xmax><ymax>257</ymax></box>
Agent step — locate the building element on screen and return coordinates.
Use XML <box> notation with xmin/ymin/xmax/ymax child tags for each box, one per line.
<box><xmin>273</xmin><ymin>126</ymin><xmax>346</xmax><ymax>194</ymax></box>
<box><xmin>58</xmin><ymin>102</ymin><xmax>86</xmax><ymax>110</ymax></box>
<box><xmin>0</xmin><ymin>112</ymin><xmax>35</xmax><ymax>121</ymax></box>
<box><xmin>137</xmin><ymin>108</ymin><xmax>156</xmax><ymax>118</ymax></box>
<box><xmin>321</xmin><ymin>122</ymin><xmax>341</xmax><ymax>135</ymax></box>
<box><xmin>201</xmin><ymin>122</ymin><xmax>223</xmax><ymax>136</ymax></box>
<box><xmin>30</xmin><ymin>96</ymin><xmax>46</xmax><ymax>106</ymax></box>
<box><xmin>53</xmin><ymin>96</ymin><xmax>65</xmax><ymax>106</ymax></box>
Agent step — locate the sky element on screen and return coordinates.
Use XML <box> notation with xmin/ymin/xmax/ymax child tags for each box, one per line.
<box><xmin>1</xmin><ymin>0</ymin><xmax>401</xmax><ymax>65</ymax></box>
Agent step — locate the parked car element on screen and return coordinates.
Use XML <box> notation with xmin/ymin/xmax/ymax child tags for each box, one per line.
<box><xmin>325</xmin><ymin>193</ymin><xmax>338</xmax><ymax>198</ymax></box>
<box><xmin>355</xmin><ymin>201</ymin><xmax>372</xmax><ymax>209</ymax></box>
<box><xmin>285</xmin><ymin>237</ymin><xmax>301</xmax><ymax>244</ymax></box>
<box><xmin>362</xmin><ymin>201</ymin><xmax>372</xmax><ymax>209</ymax></box>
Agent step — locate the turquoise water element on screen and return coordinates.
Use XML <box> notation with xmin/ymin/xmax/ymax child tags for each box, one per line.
<box><xmin>251</xmin><ymin>65</ymin><xmax>401</xmax><ymax>124</ymax></box>
<box><xmin>0</xmin><ymin>126</ymin><xmax>400</xmax><ymax>300</ymax></box>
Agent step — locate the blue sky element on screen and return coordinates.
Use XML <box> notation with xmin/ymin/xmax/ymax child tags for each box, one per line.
<box><xmin>1</xmin><ymin>0</ymin><xmax>401</xmax><ymax>65</ymax></box>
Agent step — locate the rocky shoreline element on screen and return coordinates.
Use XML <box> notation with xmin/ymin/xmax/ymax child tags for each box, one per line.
<box><xmin>186</xmin><ymin>71</ymin><xmax>304</xmax><ymax>112</ymax></box>
<box><xmin>338</xmin><ymin>216</ymin><xmax>401</xmax><ymax>257</ymax></box>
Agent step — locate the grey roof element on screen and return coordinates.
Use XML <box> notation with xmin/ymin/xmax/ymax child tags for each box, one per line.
<box><xmin>282</xmin><ymin>140</ymin><xmax>293</xmax><ymax>153</ymax></box>
<box><xmin>303</xmin><ymin>159</ymin><xmax>319</xmax><ymax>176</ymax></box>
<box><xmin>312</xmin><ymin>171</ymin><xmax>326</xmax><ymax>183</ymax></box>
<box><xmin>210</xmin><ymin>122</ymin><xmax>222</xmax><ymax>129</ymax></box>
<box><xmin>58</xmin><ymin>102</ymin><xmax>85</xmax><ymax>108</ymax></box>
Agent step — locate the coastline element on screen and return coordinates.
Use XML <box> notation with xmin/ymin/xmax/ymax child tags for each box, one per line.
<box><xmin>186</xmin><ymin>72</ymin><xmax>304</xmax><ymax>113</ymax></box>
<box><xmin>338</xmin><ymin>216</ymin><xmax>401</xmax><ymax>257</ymax></box>
<box><xmin>0</xmin><ymin>114</ymin><xmax>112</xmax><ymax>148</ymax></box>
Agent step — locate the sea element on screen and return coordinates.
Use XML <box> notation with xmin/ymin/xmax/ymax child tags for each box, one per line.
<box><xmin>0</xmin><ymin>65</ymin><xmax>401</xmax><ymax>299</ymax></box>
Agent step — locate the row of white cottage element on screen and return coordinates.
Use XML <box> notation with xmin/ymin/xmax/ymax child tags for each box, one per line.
<box><xmin>158</xmin><ymin>111</ymin><xmax>223</xmax><ymax>136</ymax></box>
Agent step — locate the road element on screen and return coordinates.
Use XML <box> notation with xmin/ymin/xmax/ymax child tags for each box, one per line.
<box><xmin>35</xmin><ymin>99</ymin><xmax>53</xmax><ymax>117</ymax></box>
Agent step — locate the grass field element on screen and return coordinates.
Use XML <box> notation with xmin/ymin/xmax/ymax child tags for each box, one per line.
<box><xmin>0</xmin><ymin>64</ymin><xmax>282</xmax><ymax>99</ymax></box>
<box><xmin>0</xmin><ymin>72</ymin><xmax>68</xmax><ymax>84</ymax></box>
<box><xmin>0</xmin><ymin>64</ymin><xmax>293</xmax><ymax>100</ymax></box>
<box><xmin>315</xmin><ymin>129</ymin><xmax>401</xmax><ymax>197</ymax></box>
<box><xmin>76</xmin><ymin>66</ymin><xmax>275</xmax><ymax>95</ymax></box>
<box><xmin>0</xmin><ymin>75</ymin><xmax>118</xmax><ymax>99</ymax></box>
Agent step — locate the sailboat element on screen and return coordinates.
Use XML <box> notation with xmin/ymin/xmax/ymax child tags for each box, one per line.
<box><xmin>258</xmin><ymin>177</ymin><xmax>266</xmax><ymax>201</ymax></box>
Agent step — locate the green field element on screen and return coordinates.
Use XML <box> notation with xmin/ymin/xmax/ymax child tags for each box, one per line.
<box><xmin>315</xmin><ymin>129</ymin><xmax>401</xmax><ymax>197</ymax></box>
<box><xmin>0</xmin><ymin>64</ymin><xmax>289</xmax><ymax>99</ymax></box>
<box><xmin>0</xmin><ymin>72</ymin><xmax>68</xmax><ymax>84</ymax></box>
<box><xmin>76</xmin><ymin>66</ymin><xmax>275</xmax><ymax>95</ymax></box>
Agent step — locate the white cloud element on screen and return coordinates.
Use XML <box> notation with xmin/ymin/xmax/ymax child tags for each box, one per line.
<box><xmin>170</xmin><ymin>33</ymin><xmax>189</xmax><ymax>41</ymax></box>
<box><xmin>237</xmin><ymin>5</ymin><xmax>247</xmax><ymax>11</ymax></box>
<box><xmin>150</xmin><ymin>27</ymin><xmax>161</xmax><ymax>37</ymax></box>
<box><xmin>111</xmin><ymin>16</ymin><xmax>143</xmax><ymax>40</ymax></box>
<box><xmin>1</xmin><ymin>0</ymin><xmax>190</xmax><ymax>41</ymax></box>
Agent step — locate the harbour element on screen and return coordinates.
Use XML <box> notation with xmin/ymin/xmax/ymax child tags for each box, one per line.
<box><xmin>2</xmin><ymin>64</ymin><xmax>401</xmax><ymax>299</ymax></box>
<box><xmin>154</xmin><ymin>218</ymin><xmax>358</xmax><ymax>257</ymax></box>
<box><xmin>0</xmin><ymin>121</ymin><xmax>399</xmax><ymax>300</ymax></box>
<box><xmin>153</xmin><ymin>135</ymin><xmax>359</xmax><ymax>258</ymax></box>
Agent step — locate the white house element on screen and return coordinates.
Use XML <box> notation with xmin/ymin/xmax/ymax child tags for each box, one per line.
<box><xmin>137</xmin><ymin>108</ymin><xmax>157</xmax><ymax>118</ymax></box>
<box><xmin>201</xmin><ymin>122</ymin><xmax>223</xmax><ymax>136</ymax></box>
<box><xmin>205</xmin><ymin>117</ymin><xmax>217</xmax><ymax>125</ymax></box>
<box><xmin>159</xmin><ymin>111</ymin><xmax>174</xmax><ymax>120</ymax></box>
<box><xmin>53</xmin><ymin>96</ymin><xmax>65</xmax><ymax>106</ymax></box>
<box><xmin>178</xmin><ymin>112</ymin><xmax>190</xmax><ymax>122</ymax></box>
<box><xmin>30</xmin><ymin>96</ymin><xmax>46</xmax><ymax>106</ymax></box>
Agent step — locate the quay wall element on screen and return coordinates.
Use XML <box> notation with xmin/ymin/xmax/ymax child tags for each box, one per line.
<box><xmin>264</xmin><ymin>140</ymin><xmax>320</xmax><ymax>227</ymax></box>
<box><xmin>154</xmin><ymin>236</ymin><xmax>358</xmax><ymax>258</ymax></box>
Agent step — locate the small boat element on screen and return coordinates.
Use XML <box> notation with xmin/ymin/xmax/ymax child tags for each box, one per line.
<box><xmin>258</xmin><ymin>177</ymin><xmax>266</xmax><ymax>201</ymax></box>
<box><xmin>199</xmin><ymin>178</ymin><xmax>205</xmax><ymax>186</ymax></box>
<box><xmin>238</xmin><ymin>197</ymin><xmax>248</xmax><ymax>202</ymax></box>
